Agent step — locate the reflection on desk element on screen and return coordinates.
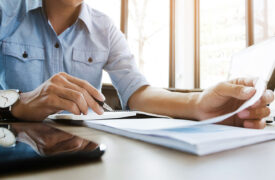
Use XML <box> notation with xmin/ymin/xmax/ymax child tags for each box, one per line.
<box><xmin>2</xmin><ymin>123</ymin><xmax>275</xmax><ymax>180</ymax></box>
<box><xmin>0</xmin><ymin>123</ymin><xmax>105</xmax><ymax>174</ymax></box>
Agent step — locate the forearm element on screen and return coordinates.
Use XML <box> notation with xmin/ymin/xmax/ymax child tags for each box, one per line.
<box><xmin>128</xmin><ymin>86</ymin><xmax>201</xmax><ymax>119</ymax></box>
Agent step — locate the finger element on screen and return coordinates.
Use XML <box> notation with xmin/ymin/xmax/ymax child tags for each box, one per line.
<box><xmin>250</xmin><ymin>90</ymin><xmax>274</xmax><ymax>108</ymax></box>
<box><xmin>61</xmin><ymin>73</ymin><xmax>105</xmax><ymax>101</ymax></box>
<box><xmin>243</xmin><ymin>119</ymin><xmax>266</xmax><ymax>129</ymax></box>
<box><xmin>230</xmin><ymin>78</ymin><xmax>258</xmax><ymax>87</ymax></box>
<box><xmin>262</xmin><ymin>90</ymin><xmax>274</xmax><ymax>104</ymax></box>
<box><xmin>61</xmin><ymin>79</ymin><xmax>104</xmax><ymax>115</ymax></box>
<box><xmin>45</xmin><ymin>84</ymin><xmax>89</xmax><ymax>115</ymax></box>
<box><xmin>214</xmin><ymin>82</ymin><xmax>256</xmax><ymax>100</ymax></box>
<box><xmin>237</xmin><ymin>107</ymin><xmax>270</xmax><ymax>120</ymax></box>
<box><xmin>57</xmin><ymin>88</ymin><xmax>89</xmax><ymax>115</ymax></box>
<box><xmin>43</xmin><ymin>94</ymin><xmax>81</xmax><ymax>115</ymax></box>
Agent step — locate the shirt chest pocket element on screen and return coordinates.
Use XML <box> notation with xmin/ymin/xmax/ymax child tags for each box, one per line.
<box><xmin>72</xmin><ymin>48</ymin><xmax>108</xmax><ymax>85</ymax></box>
<box><xmin>2</xmin><ymin>42</ymin><xmax>45</xmax><ymax>92</ymax></box>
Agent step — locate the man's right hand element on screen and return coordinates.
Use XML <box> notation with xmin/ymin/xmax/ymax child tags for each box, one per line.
<box><xmin>11</xmin><ymin>72</ymin><xmax>105</xmax><ymax>121</ymax></box>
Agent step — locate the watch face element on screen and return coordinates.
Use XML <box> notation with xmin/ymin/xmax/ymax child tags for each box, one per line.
<box><xmin>0</xmin><ymin>127</ymin><xmax>16</xmax><ymax>147</ymax></box>
<box><xmin>0</xmin><ymin>90</ymin><xmax>20</xmax><ymax>108</ymax></box>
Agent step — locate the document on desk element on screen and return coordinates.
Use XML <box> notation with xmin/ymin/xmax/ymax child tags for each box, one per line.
<box><xmin>84</xmin><ymin>118</ymin><xmax>275</xmax><ymax>156</ymax></box>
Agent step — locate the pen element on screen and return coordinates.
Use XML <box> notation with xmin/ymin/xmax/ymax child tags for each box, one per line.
<box><xmin>93</xmin><ymin>97</ymin><xmax>113</xmax><ymax>112</ymax></box>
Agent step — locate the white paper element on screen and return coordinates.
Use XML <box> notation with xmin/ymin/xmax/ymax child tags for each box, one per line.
<box><xmin>191</xmin><ymin>78</ymin><xmax>266</xmax><ymax>127</ymax></box>
<box><xmin>48</xmin><ymin>111</ymin><xmax>138</xmax><ymax>120</ymax></box>
<box><xmin>229</xmin><ymin>37</ymin><xmax>275</xmax><ymax>82</ymax></box>
<box><xmin>89</xmin><ymin>118</ymin><xmax>197</xmax><ymax>130</ymax></box>
<box><xmin>48</xmin><ymin>111</ymin><xmax>168</xmax><ymax>121</ymax></box>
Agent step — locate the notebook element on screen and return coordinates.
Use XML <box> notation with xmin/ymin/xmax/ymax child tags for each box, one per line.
<box><xmin>48</xmin><ymin>111</ymin><xmax>169</xmax><ymax>121</ymax></box>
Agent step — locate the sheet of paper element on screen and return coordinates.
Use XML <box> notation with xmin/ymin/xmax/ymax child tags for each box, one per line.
<box><xmin>230</xmin><ymin>37</ymin><xmax>275</xmax><ymax>81</ymax></box>
<box><xmin>191</xmin><ymin>78</ymin><xmax>266</xmax><ymax>127</ymax></box>
<box><xmin>89</xmin><ymin>118</ymin><xmax>197</xmax><ymax>130</ymax></box>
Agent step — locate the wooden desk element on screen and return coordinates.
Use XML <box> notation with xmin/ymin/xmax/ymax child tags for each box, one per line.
<box><xmin>2</xmin><ymin>122</ymin><xmax>275</xmax><ymax>180</ymax></box>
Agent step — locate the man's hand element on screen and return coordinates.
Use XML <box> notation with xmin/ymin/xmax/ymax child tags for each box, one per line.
<box><xmin>11</xmin><ymin>72</ymin><xmax>105</xmax><ymax>121</ymax></box>
<box><xmin>196</xmin><ymin>78</ymin><xmax>274</xmax><ymax>129</ymax></box>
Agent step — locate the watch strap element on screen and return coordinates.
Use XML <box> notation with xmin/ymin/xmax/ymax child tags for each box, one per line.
<box><xmin>0</xmin><ymin>107</ymin><xmax>16</xmax><ymax>121</ymax></box>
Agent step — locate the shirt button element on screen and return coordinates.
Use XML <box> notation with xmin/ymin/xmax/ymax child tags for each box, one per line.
<box><xmin>55</xmin><ymin>43</ymin><xmax>60</xmax><ymax>48</ymax></box>
<box><xmin>22</xmin><ymin>51</ymin><xmax>28</xmax><ymax>58</ymax></box>
<box><xmin>88</xmin><ymin>57</ymin><xmax>93</xmax><ymax>63</ymax></box>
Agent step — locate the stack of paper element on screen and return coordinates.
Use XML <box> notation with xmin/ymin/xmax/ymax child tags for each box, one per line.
<box><xmin>83</xmin><ymin>118</ymin><xmax>275</xmax><ymax>156</ymax></box>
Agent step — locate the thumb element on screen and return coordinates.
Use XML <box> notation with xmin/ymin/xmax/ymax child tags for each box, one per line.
<box><xmin>215</xmin><ymin>82</ymin><xmax>256</xmax><ymax>100</ymax></box>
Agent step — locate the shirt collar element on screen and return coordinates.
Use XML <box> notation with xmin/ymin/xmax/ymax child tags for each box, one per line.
<box><xmin>27</xmin><ymin>0</ymin><xmax>43</xmax><ymax>12</ymax></box>
<box><xmin>78</xmin><ymin>3</ymin><xmax>93</xmax><ymax>34</ymax></box>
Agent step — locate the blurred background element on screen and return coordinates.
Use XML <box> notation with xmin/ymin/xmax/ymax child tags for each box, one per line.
<box><xmin>84</xmin><ymin>0</ymin><xmax>275</xmax><ymax>90</ymax></box>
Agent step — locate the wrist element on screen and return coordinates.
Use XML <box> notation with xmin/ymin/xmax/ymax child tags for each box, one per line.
<box><xmin>10</xmin><ymin>93</ymin><xmax>25</xmax><ymax>120</ymax></box>
<box><xmin>193</xmin><ymin>92</ymin><xmax>205</xmax><ymax>120</ymax></box>
<box><xmin>183</xmin><ymin>92</ymin><xmax>202</xmax><ymax>120</ymax></box>
<box><xmin>170</xmin><ymin>92</ymin><xmax>201</xmax><ymax>120</ymax></box>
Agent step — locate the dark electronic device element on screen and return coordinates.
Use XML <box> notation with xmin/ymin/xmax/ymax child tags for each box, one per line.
<box><xmin>0</xmin><ymin>123</ymin><xmax>105</xmax><ymax>174</ymax></box>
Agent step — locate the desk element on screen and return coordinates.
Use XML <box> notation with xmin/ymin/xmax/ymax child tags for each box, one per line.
<box><xmin>2</xmin><ymin>122</ymin><xmax>275</xmax><ymax>180</ymax></box>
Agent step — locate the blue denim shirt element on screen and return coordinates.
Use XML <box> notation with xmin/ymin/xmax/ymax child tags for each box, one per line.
<box><xmin>0</xmin><ymin>0</ymin><xmax>148</xmax><ymax>109</ymax></box>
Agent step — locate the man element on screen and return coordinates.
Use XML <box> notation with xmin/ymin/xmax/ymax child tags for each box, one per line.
<box><xmin>0</xmin><ymin>0</ymin><xmax>273</xmax><ymax>129</ymax></box>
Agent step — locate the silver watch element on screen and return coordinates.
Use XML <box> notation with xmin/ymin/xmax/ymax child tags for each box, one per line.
<box><xmin>0</xmin><ymin>89</ymin><xmax>20</xmax><ymax>120</ymax></box>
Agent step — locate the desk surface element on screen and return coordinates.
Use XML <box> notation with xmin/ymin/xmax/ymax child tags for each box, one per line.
<box><xmin>2</xmin><ymin>122</ymin><xmax>275</xmax><ymax>180</ymax></box>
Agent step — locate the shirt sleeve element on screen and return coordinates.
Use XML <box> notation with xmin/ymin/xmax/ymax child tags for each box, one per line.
<box><xmin>104</xmin><ymin>21</ymin><xmax>149</xmax><ymax>110</ymax></box>
<box><xmin>0</xmin><ymin>0</ymin><xmax>29</xmax><ymax>40</ymax></box>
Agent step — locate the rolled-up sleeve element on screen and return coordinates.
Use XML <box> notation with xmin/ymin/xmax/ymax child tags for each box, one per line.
<box><xmin>104</xmin><ymin>21</ymin><xmax>149</xmax><ymax>109</ymax></box>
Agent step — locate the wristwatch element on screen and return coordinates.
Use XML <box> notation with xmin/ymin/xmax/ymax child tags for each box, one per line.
<box><xmin>0</xmin><ymin>89</ymin><xmax>20</xmax><ymax>121</ymax></box>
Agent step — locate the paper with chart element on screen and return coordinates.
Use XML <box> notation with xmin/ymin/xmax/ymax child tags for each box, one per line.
<box><xmin>84</xmin><ymin>118</ymin><xmax>275</xmax><ymax>155</ymax></box>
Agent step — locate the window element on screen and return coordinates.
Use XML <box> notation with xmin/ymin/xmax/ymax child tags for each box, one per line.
<box><xmin>254</xmin><ymin>0</ymin><xmax>275</xmax><ymax>43</ymax></box>
<box><xmin>200</xmin><ymin>0</ymin><xmax>246</xmax><ymax>88</ymax></box>
<box><xmin>175</xmin><ymin>0</ymin><xmax>195</xmax><ymax>89</ymax></box>
<box><xmin>128</xmin><ymin>0</ymin><xmax>170</xmax><ymax>88</ymax></box>
<box><xmin>84</xmin><ymin>0</ymin><xmax>268</xmax><ymax>90</ymax></box>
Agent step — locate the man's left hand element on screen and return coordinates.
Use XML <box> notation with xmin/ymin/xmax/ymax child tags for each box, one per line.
<box><xmin>196</xmin><ymin>78</ymin><xmax>274</xmax><ymax>129</ymax></box>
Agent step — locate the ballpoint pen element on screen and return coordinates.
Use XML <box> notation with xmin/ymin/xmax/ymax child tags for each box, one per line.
<box><xmin>93</xmin><ymin>97</ymin><xmax>113</xmax><ymax>112</ymax></box>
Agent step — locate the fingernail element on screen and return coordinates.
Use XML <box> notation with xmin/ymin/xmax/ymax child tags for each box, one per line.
<box><xmin>267</xmin><ymin>90</ymin><xmax>274</xmax><ymax>99</ymax></box>
<box><xmin>242</xmin><ymin>87</ymin><xmax>255</xmax><ymax>94</ymax></box>
<box><xmin>99</xmin><ymin>93</ymin><xmax>106</xmax><ymax>101</ymax></box>
<box><xmin>238</xmin><ymin>110</ymin><xmax>250</xmax><ymax>118</ymax></box>
<box><xmin>99</xmin><ymin>107</ymin><xmax>104</xmax><ymax>114</ymax></box>
<box><xmin>244</xmin><ymin>121</ymin><xmax>254</xmax><ymax>128</ymax></box>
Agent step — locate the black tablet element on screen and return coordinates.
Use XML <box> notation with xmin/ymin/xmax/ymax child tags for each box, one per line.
<box><xmin>0</xmin><ymin>123</ymin><xmax>105</xmax><ymax>173</ymax></box>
